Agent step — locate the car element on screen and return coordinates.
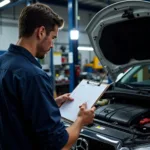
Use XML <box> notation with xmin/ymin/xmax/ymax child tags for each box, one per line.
<box><xmin>65</xmin><ymin>1</ymin><xmax>150</xmax><ymax>150</ymax></box>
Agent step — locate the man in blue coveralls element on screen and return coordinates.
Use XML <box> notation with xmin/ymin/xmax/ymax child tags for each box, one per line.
<box><xmin>0</xmin><ymin>3</ymin><xmax>95</xmax><ymax>150</ymax></box>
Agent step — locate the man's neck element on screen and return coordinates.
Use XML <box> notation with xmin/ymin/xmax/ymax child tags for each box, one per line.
<box><xmin>16</xmin><ymin>37</ymin><xmax>36</xmax><ymax>57</ymax></box>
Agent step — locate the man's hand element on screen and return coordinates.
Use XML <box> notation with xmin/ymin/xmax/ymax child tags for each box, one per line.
<box><xmin>78</xmin><ymin>103</ymin><xmax>96</xmax><ymax>126</ymax></box>
<box><xmin>55</xmin><ymin>93</ymin><xmax>74</xmax><ymax>107</ymax></box>
<box><xmin>62</xmin><ymin>103</ymin><xmax>96</xmax><ymax>150</ymax></box>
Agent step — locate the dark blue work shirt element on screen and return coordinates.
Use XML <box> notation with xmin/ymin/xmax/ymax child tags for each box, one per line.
<box><xmin>0</xmin><ymin>44</ymin><xmax>69</xmax><ymax>150</ymax></box>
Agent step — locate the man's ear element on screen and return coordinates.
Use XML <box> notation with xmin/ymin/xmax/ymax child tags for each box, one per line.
<box><xmin>37</xmin><ymin>26</ymin><xmax>46</xmax><ymax>40</ymax></box>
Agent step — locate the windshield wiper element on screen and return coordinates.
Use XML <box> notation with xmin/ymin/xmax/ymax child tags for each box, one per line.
<box><xmin>121</xmin><ymin>83</ymin><xmax>138</xmax><ymax>90</ymax></box>
<box><xmin>120</xmin><ymin>83</ymin><xmax>150</xmax><ymax>94</ymax></box>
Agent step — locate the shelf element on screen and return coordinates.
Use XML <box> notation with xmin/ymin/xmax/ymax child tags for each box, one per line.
<box><xmin>53</xmin><ymin>52</ymin><xmax>69</xmax><ymax>55</ymax></box>
<box><xmin>62</xmin><ymin>63</ymin><xmax>70</xmax><ymax>65</ymax></box>
<box><xmin>61</xmin><ymin>52</ymin><xmax>69</xmax><ymax>55</ymax></box>
<box><xmin>55</xmin><ymin>82</ymin><xmax>69</xmax><ymax>86</ymax></box>
<box><xmin>55</xmin><ymin>63</ymin><xmax>70</xmax><ymax>66</ymax></box>
<box><xmin>55</xmin><ymin>82</ymin><xmax>70</xmax><ymax>96</ymax></box>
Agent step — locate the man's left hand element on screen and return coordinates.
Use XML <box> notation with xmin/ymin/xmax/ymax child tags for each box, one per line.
<box><xmin>55</xmin><ymin>93</ymin><xmax>74</xmax><ymax>107</ymax></box>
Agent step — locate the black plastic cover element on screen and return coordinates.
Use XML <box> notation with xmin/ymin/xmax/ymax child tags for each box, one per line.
<box><xmin>95</xmin><ymin>104</ymin><xmax>149</xmax><ymax>126</ymax></box>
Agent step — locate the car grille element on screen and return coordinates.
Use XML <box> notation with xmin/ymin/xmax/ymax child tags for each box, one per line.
<box><xmin>71</xmin><ymin>135</ymin><xmax>116</xmax><ymax>150</ymax></box>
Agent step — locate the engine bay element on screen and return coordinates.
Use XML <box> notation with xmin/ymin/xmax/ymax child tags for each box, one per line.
<box><xmin>71</xmin><ymin>91</ymin><xmax>150</xmax><ymax>150</ymax></box>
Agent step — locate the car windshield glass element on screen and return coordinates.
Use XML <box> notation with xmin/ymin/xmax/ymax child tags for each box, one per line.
<box><xmin>116</xmin><ymin>64</ymin><xmax>150</xmax><ymax>89</ymax></box>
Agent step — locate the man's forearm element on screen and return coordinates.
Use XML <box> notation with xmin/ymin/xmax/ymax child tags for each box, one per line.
<box><xmin>62</xmin><ymin>117</ymin><xmax>84</xmax><ymax>150</ymax></box>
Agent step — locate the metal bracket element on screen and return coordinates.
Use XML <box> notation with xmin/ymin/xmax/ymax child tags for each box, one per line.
<box><xmin>122</xmin><ymin>8</ymin><xmax>135</xmax><ymax>19</ymax></box>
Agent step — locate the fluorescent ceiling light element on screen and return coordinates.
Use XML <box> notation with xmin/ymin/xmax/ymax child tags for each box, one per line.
<box><xmin>70</xmin><ymin>29</ymin><xmax>79</xmax><ymax>40</ymax></box>
<box><xmin>0</xmin><ymin>0</ymin><xmax>10</xmax><ymax>7</ymax></box>
<box><xmin>78</xmin><ymin>46</ymin><xmax>94</xmax><ymax>51</ymax></box>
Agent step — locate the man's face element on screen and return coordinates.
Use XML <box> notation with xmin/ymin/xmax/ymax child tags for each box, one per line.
<box><xmin>36</xmin><ymin>25</ymin><xmax>58</xmax><ymax>59</ymax></box>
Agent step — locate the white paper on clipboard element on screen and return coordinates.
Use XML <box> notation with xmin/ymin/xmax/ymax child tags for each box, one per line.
<box><xmin>60</xmin><ymin>79</ymin><xmax>109</xmax><ymax>122</ymax></box>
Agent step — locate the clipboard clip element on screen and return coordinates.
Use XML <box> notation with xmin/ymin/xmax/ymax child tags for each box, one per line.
<box><xmin>87</xmin><ymin>73</ymin><xmax>107</xmax><ymax>86</ymax></box>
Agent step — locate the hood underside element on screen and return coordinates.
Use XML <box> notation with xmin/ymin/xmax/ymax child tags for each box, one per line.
<box><xmin>100</xmin><ymin>17</ymin><xmax>150</xmax><ymax>65</ymax></box>
<box><xmin>86</xmin><ymin>0</ymin><xmax>150</xmax><ymax>81</ymax></box>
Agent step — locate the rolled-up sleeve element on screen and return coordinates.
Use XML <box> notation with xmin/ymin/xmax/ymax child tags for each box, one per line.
<box><xmin>18</xmin><ymin>73</ymin><xmax>69</xmax><ymax>150</ymax></box>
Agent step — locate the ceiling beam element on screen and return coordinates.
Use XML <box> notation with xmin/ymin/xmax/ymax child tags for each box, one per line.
<box><xmin>79</xmin><ymin>0</ymin><xmax>108</xmax><ymax>7</ymax></box>
<box><xmin>0</xmin><ymin>0</ymin><xmax>105</xmax><ymax>12</ymax></box>
<box><xmin>38</xmin><ymin>0</ymin><xmax>103</xmax><ymax>12</ymax></box>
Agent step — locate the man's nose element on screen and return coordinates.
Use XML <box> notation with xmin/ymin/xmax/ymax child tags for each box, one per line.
<box><xmin>50</xmin><ymin>42</ymin><xmax>53</xmax><ymax>49</ymax></box>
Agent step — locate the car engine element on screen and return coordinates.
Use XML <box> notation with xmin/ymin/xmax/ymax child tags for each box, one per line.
<box><xmin>69</xmin><ymin>89</ymin><xmax>150</xmax><ymax>150</ymax></box>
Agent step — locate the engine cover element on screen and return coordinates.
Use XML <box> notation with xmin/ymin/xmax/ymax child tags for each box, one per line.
<box><xmin>95</xmin><ymin>104</ymin><xmax>149</xmax><ymax>126</ymax></box>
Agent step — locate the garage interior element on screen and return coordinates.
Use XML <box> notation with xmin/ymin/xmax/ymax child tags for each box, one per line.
<box><xmin>1</xmin><ymin>0</ymin><xmax>150</xmax><ymax>150</ymax></box>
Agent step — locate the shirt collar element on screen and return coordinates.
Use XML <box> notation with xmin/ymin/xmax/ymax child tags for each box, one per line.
<box><xmin>8</xmin><ymin>44</ymin><xmax>42</xmax><ymax>69</ymax></box>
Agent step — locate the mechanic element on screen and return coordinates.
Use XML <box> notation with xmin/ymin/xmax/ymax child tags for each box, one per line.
<box><xmin>0</xmin><ymin>3</ymin><xmax>96</xmax><ymax>150</ymax></box>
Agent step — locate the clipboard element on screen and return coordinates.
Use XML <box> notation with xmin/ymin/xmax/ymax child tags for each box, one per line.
<box><xmin>60</xmin><ymin>79</ymin><xmax>109</xmax><ymax>122</ymax></box>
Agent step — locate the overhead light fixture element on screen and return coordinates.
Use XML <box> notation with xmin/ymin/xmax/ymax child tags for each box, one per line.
<box><xmin>0</xmin><ymin>0</ymin><xmax>10</xmax><ymax>7</ymax></box>
<box><xmin>70</xmin><ymin>29</ymin><xmax>79</xmax><ymax>40</ymax></box>
<box><xmin>77</xmin><ymin>46</ymin><xmax>94</xmax><ymax>51</ymax></box>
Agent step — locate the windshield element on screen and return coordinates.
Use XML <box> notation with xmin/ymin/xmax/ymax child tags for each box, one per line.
<box><xmin>116</xmin><ymin>64</ymin><xmax>150</xmax><ymax>88</ymax></box>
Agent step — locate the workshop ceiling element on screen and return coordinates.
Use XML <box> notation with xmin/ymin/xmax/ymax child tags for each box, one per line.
<box><xmin>0</xmin><ymin>0</ymin><xmax>143</xmax><ymax>12</ymax></box>
<box><xmin>38</xmin><ymin>0</ymin><xmax>143</xmax><ymax>12</ymax></box>
<box><xmin>38</xmin><ymin>0</ymin><xmax>121</xmax><ymax>12</ymax></box>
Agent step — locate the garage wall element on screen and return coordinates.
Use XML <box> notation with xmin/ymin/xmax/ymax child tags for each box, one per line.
<box><xmin>0</xmin><ymin>3</ymin><xmax>97</xmax><ymax>67</ymax></box>
<box><xmin>0</xmin><ymin>20</ymin><xmax>18</xmax><ymax>50</ymax></box>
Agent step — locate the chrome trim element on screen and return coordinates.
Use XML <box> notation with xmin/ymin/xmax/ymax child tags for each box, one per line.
<box><xmin>96</xmin><ymin>134</ymin><xmax>119</xmax><ymax>144</ymax></box>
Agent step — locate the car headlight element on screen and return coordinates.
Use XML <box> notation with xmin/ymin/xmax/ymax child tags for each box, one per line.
<box><xmin>131</xmin><ymin>144</ymin><xmax>150</xmax><ymax>150</ymax></box>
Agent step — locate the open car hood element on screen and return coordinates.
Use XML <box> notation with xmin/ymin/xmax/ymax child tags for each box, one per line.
<box><xmin>86</xmin><ymin>0</ymin><xmax>150</xmax><ymax>81</ymax></box>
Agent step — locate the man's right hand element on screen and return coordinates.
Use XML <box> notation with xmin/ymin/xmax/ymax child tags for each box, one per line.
<box><xmin>62</xmin><ymin>103</ymin><xmax>96</xmax><ymax>150</ymax></box>
<box><xmin>78</xmin><ymin>103</ymin><xmax>96</xmax><ymax>126</ymax></box>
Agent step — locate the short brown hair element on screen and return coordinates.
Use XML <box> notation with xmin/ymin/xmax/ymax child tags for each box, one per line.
<box><xmin>18</xmin><ymin>3</ymin><xmax>64</xmax><ymax>38</ymax></box>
